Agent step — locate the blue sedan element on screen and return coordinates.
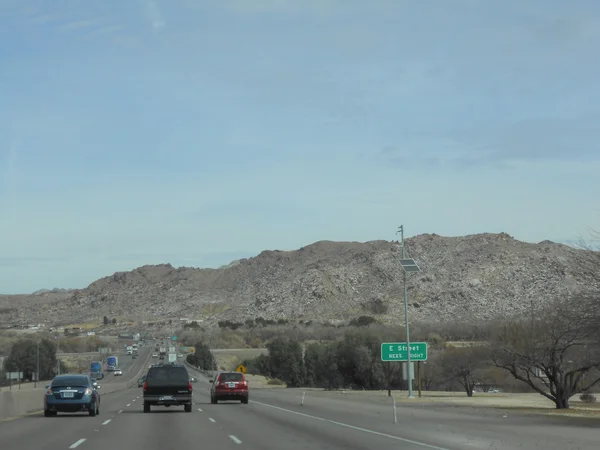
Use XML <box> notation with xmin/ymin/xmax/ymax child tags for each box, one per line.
<box><xmin>44</xmin><ymin>374</ymin><xmax>101</xmax><ymax>417</ymax></box>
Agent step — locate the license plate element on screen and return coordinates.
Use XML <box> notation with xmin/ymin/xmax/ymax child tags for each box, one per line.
<box><xmin>62</xmin><ymin>392</ymin><xmax>74</xmax><ymax>398</ymax></box>
<box><xmin>227</xmin><ymin>382</ymin><xmax>236</xmax><ymax>388</ymax></box>
<box><xmin>159</xmin><ymin>396</ymin><xmax>174</xmax><ymax>401</ymax></box>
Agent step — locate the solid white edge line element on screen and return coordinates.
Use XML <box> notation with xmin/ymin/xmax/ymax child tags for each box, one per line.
<box><xmin>229</xmin><ymin>435</ymin><xmax>242</xmax><ymax>444</ymax></box>
<box><xmin>250</xmin><ymin>400</ymin><xmax>451</xmax><ymax>450</ymax></box>
<box><xmin>208</xmin><ymin>418</ymin><xmax>216</xmax><ymax>422</ymax></box>
<box><xmin>69</xmin><ymin>438</ymin><xmax>86</xmax><ymax>448</ymax></box>
<box><xmin>102</xmin><ymin>419</ymin><xmax>111</xmax><ymax>425</ymax></box>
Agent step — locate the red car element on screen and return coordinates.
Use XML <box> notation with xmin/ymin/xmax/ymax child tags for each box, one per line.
<box><xmin>210</xmin><ymin>371</ymin><xmax>249</xmax><ymax>404</ymax></box>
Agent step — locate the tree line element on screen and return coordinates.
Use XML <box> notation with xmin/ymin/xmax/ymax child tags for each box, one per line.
<box><xmin>245</xmin><ymin>293</ymin><xmax>600</xmax><ymax>409</ymax></box>
<box><xmin>1</xmin><ymin>338</ymin><xmax>62</xmax><ymax>384</ymax></box>
<box><xmin>185</xmin><ymin>341</ymin><xmax>216</xmax><ymax>371</ymax></box>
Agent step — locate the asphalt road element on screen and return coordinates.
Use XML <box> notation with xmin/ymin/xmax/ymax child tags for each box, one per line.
<box><xmin>99</xmin><ymin>347</ymin><xmax>151</xmax><ymax>385</ymax></box>
<box><xmin>1</xmin><ymin>359</ymin><xmax>598</xmax><ymax>450</ymax></box>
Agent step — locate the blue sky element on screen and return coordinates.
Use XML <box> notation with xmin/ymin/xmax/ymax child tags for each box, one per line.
<box><xmin>1</xmin><ymin>0</ymin><xmax>599</xmax><ymax>293</ymax></box>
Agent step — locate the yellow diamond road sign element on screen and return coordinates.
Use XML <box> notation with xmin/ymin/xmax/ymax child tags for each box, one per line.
<box><xmin>235</xmin><ymin>364</ymin><xmax>247</xmax><ymax>373</ymax></box>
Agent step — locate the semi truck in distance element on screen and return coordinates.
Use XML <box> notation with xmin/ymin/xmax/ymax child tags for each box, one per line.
<box><xmin>106</xmin><ymin>356</ymin><xmax>118</xmax><ymax>371</ymax></box>
<box><xmin>90</xmin><ymin>361</ymin><xmax>103</xmax><ymax>379</ymax></box>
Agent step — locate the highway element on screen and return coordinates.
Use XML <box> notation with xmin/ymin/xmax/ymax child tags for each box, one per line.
<box><xmin>1</xmin><ymin>359</ymin><xmax>598</xmax><ymax>449</ymax></box>
<box><xmin>100</xmin><ymin>347</ymin><xmax>151</xmax><ymax>385</ymax></box>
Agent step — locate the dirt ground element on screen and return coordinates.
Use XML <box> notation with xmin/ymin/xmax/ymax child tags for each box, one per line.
<box><xmin>206</xmin><ymin>348</ymin><xmax>283</xmax><ymax>389</ymax></box>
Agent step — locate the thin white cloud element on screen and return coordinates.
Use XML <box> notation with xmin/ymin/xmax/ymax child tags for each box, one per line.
<box><xmin>29</xmin><ymin>13</ymin><xmax>62</xmax><ymax>24</ymax></box>
<box><xmin>58</xmin><ymin>18</ymin><xmax>108</xmax><ymax>31</ymax></box>
<box><xmin>144</xmin><ymin>0</ymin><xmax>165</xmax><ymax>30</ymax></box>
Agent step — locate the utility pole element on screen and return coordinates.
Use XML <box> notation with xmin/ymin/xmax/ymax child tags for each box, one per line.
<box><xmin>35</xmin><ymin>341</ymin><xmax>40</xmax><ymax>388</ymax></box>
<box><xmin>397</xmin><ymin>225</ymin><xmax>414</xmax><ymax>398</ymax></box>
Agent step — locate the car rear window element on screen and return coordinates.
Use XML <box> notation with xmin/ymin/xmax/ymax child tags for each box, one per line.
<box><xmin>53</xmin><ymin>376</ymin><xmax>89</xmax><ymax>387</ymax></box>
<box><xmin>146</xmin><ymin>366</ymin><xmax>189</xmax><ymax>385</ymax></box>
<box><xmin>218</xmin><ymin>373</ymin><xmax>244</xmax><ymax>382</ymax></box>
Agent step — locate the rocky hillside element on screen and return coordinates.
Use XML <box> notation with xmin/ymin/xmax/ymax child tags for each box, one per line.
<box><xmin>1</xmin><ymin>233</ymin><xmax>599</xmax><ymax>326</ymax></box>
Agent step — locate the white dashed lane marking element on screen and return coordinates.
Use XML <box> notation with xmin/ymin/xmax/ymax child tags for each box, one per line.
<box><xmin>69</xmin><ymin>439</ymin><xmax>86</xmax><ymax>448</ymax></box>
<box><xmin>102</xmin><ymin>419</ymin><xmax>111</xmax><ymax>425</ymax></box>
<box><xmin>126</xmin><ymin>404</ymin><xmax>131</xmax><ymax>407</ymax></box>
<box><xmin>229</xmin><ymin>435</ymin><xmax>242</xmax><ymax>444</ymax></box>
<box><xmin>208</xmin><ymin>418</ymin><xmax>216</xmax><ymax>423</ymax></box>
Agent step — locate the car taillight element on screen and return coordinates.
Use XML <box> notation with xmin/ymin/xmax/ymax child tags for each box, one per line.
<box><xmin>46</xmin><ymin>388</ymin><xmax>53</xmax><ymax>395</ymax></box>
<box><xmin>189</xmin><ymin>382</ymin><xmax>193</xmax><ymax>391</ymax></box>
<box><xmin>241</xmin><ymin>381</ymin><xmax>248</xmax><ymax>388</ymax></box>
<box><xmin>143</xmin><ymin>381</ymin><xmax>147</xmax><ymax>391</ymax></box>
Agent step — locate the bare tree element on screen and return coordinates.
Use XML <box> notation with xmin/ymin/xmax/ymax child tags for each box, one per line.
<box><xmin>440</xmin><ymin>346</ymin><xmax>489</xmax><ymax>397</ymax></box>
<box><xmin>491</xmin><ymin>295</ymin><xmax>600</xmax><ymax>409</ymax></box>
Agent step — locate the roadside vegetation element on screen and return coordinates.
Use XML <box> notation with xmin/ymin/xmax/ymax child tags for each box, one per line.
<box><xmin>177</xmin><ymin>290</ymin><xmax>600</xmax><ymax>410</ymax></box>
<box><xmin>0</xmin><ymin>333</ymin><xmax>120</xmax><ymax>385</ymax></box>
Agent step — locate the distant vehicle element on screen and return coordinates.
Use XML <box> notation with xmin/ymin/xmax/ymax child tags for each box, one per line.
<box><xmin>152</xmin><ymin>353</ymin><xmax>158</xmax><ymax>358</ymax></box>
<box><xmin>44</xmin><ymin>374</ymin><xmax>101</xmax><ymax>417</ymax></box>
<box><xmin>143</xmin><ymin>364</ymin><xmax>192</xmax><ymax>413</ymax></box>
<box><xmin>137</xmin><ymin>375</ymin><xmax>146</xmax><ymax>387</ymax></box>
<box><xmin>210</xmin><ymin>371</ymin><xmax>249</xmax><ymax>404</ymax></box>
<box><xmin>113</xmin><ymin>369</ymin><xmax>123</xmax><ymax>376</ymax></box>
<box><xmin>90</xmin><ymin>361</ymin><xmax>103</xmax><ymax>380</ymax></box>
<box><xmin>159</xmin><ymin>355</ymin><xmax>164</xmax><ymax>360</ymax></box>
<box><xmin>106</xmin><ymin>356</ymin><xmax>118</xmax><ymax>371</ymax></box>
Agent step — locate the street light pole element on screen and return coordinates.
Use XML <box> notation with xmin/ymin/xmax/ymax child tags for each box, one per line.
<box><xmin>397</xmin><ymin>225</ymin><xmax>417</xmax><ymax>399</ymax></box>
<box><xmin>56</xmin><ymin>333</ymin><xmax>61</xmax><ymax>375</ymax></box>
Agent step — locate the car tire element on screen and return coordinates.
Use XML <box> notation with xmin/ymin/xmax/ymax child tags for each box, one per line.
<box><xmin>89</xmin><ymin>403</ymin><xmax>97</xmax><ymax>417</ymax></box>
<box><xmin>241</xmin><ymin>397</ymin><xmax>249</xmax><ymax>404</ymax></box>
<box><xmin>143</xmin><ymin>403</ymin><xmax>150</xmax><ymax>413</ymax></box>
<box><xmin>44</xmin><ymin>409</ymin><xmax>52</xmax><ymax>417</ymax></box>
<box><xmin>184</xmin><ymin>403</ymin><xmax>192</xmax><ymax>413</ymax></box>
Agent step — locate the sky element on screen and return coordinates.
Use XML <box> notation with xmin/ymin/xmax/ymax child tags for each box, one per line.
<box><xmin>1</xmin><ymin>0</ymin><xmax>599</xmax><ymax>293</ymax></box>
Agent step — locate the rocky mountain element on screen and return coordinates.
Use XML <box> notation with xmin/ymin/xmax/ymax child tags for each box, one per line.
<box><xmin>1</xmin><ymin>233</ymin><xmax>598</xmax><ymax>326</ymax></box>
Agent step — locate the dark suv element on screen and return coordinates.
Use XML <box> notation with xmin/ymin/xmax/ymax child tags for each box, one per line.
<box><xmin>143</xmin><ymin>364</ymin><xmax>193</xmax><ymax>412</ymax></box>
<box><xmin>210</xmin><ymin>371</ymin><xmax>249</xmax><ymax>404</ymax></box>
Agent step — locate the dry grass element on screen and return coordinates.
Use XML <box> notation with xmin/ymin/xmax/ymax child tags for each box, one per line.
<box><xmin>60</xmin><ymin>354</ymin><xmax>95</xmax><ymax>373</ymax></box>
<box><xmin>212</xmin><ymin>348</ymin><xmax>267</xmax><ymax>371</ymax></box>
<box><xmin>319</xmin><ymin>389</ymin><xmax>600</xmax><ymax>418</ymax></box>
<box><xmin>66</xmin><ymin>322</ymin><xmax>100</xmax><ymax>330</ymax></box>
<box><xmin>206</xmin><ymin>348</ymin><xmax>284</xmax><ymax>388</ymax></box>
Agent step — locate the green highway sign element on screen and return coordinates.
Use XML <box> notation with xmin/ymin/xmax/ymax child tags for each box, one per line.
<box><xmin>172</xmin><ymin>335</ymin><xmax>177</xmax><ymax>341</ymax></box>
<box><xmin>381</xmin><ymin>342</ymin><xmax>428</xmax><ymax>362</ymax></box>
